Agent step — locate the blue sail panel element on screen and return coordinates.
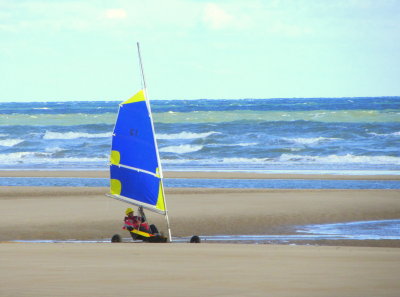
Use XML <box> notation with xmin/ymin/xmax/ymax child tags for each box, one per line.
<box><xmin>110</xmin><ymin>165</ymin><xmax>161</xmax><ymax>207</ymax></box>
<box><xmin>111</xmin><ymin>99</ymin><xmax>158</xmax><ymax>174</ymax></box>
<box><xmin>108</xmin><ymin>90</ymin><xmax>167</xmax><ymax>214</ymax></box>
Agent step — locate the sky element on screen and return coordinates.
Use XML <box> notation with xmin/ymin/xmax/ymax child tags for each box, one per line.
<box><xmin>1</xmin><ymin>0</ymin><xmax>400</xmax><ymax>102</ymax></box>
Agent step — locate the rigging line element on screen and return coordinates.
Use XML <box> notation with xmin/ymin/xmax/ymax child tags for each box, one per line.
<box><xmin>136</xmin><ymin>43</ymin><xmax>145</xmax><ymax>90</ymax></box>
<box><xmin>137</xmin><ymin>42</ymin><xmax>147</xmax><ymax>94</ymax></box>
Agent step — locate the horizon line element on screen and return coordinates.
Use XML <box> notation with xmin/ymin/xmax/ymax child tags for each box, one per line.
<box><xmin>1</xmin><ymin>95</ymin><xmax>399</xmax><ymax>104</ymax></box>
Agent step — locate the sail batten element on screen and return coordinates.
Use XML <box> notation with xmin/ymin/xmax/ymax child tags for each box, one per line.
<box><xmin>113</xmin><ymin>163</ymin><xmax>159</xmax><ymax>178</ymax></box>
<box><xmin>105</xmin><ymin>194</ymin><xmax>166</xmax><ymax>215</ymax></box>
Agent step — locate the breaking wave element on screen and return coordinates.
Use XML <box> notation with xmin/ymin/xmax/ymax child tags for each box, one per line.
<box><xmin>156</xmin><ymin>131</ymin><xmax>219</xmax><ymax>140</ymax></box>
<box><xmin>43</xmin><ymin>131</ymin><xmax>112</xmax><ymax>140</ymax></box>
<box><xmin>369</xmin><ymin>131</ymin><xmax>400</xmax><ymax>137</ymax></box>
<box><xmin>278</xmin><ymin>154</ymin><xmax>400</xmax><ymax>165</ymax></box>
<box><xmin>0</xmin><ymin>138</ymin><xmax>24</xmax><ymax>147</ymax></box>
<box><xmin>161</xmin><ymin>154</ymin><xmax>400</xmax><ymax>166</ymax></box>
<box><xmin>0</xmin><ymin>151</ymin><xmax>107</xmax><ymax>165</ymax></box>
<box><xmin>160</xmin><ymin>144</ymin><xmax>203</xmax><ymax>154</ymax></box>
<box><xmin>282</xmin><ymin>137</ymin><xmax>341</xmax><ymax>145</ymax></box>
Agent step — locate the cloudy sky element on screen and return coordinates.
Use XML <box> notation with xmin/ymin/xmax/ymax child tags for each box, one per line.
<box><xmin>1</xmin><ymin>0</ymin><xmax>399</xmax><ymax>101</ymax></box>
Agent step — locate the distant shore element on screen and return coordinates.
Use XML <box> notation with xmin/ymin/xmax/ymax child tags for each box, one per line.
<box><xmin>1</xmin><ymin>169</ymin><xmax>399</xmax><ymax>180</ymax></box>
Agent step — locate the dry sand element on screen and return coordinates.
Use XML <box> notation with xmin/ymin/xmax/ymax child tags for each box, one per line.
<box><xmin>1</xmin><ymin>243</ymin><xmax>399</xmax><ymax>297</ymax></box>
<box><xmin>1</xmin><ymin>170</ymin><xmax>399</xmax><ymax>296</ymax></box>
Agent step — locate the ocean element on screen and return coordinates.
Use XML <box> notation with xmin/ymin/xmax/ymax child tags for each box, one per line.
<box><xmin>0</xmin><ymin>96</ymin><xmax>399</xmax><ymax>174</ymax></box>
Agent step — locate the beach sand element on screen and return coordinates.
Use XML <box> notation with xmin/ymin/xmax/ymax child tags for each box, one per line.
<box><xmin>1</xmin><ymin>243</ymin><xmax>399</xmax><ymax>297</ymax></box>
<box><xmin>1</xmin><ymin>170</ymin><xmax>399</xmax><ymax>296</ymax></box>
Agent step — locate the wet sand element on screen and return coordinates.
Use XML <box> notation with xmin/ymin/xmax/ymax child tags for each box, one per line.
<box><xmin>1</xmin><ymin>170</ymin><xmax>399</xmax><ymax>296</ymax></box>
<box><xmin>1</xmin><ymin>186</ymin><xmax>400</xmax><ymax>244</ymax></box>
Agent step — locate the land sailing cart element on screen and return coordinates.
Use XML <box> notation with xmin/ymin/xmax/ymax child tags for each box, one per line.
<box><xmin>106</xmin><ymin>43</ymin><xmax>199</xmax><ymax>244</ymax></box>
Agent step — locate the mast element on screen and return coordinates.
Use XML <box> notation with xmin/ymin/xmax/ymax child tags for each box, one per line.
<box><xmin>136</xmin><ymin>42</ymin><xmax>172</xmax><ymax>242</ymax></box>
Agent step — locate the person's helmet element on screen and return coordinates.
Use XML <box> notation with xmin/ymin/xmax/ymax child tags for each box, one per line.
<box><xmin>125</xmin><ymin>208</ymin><xmax>133</xmax><ymax>215</ymax></box>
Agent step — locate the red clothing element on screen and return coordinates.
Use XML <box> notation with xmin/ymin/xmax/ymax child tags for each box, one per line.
<box><xmin>123</xmin><ymin>216</ymin><xmax>150</xmax><ymax>232</ymax></box>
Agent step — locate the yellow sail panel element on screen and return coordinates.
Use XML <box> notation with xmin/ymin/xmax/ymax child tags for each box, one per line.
<box><xmin>155</xmin><ymin>180</ymin><xmax>166</xmax><ymax>212</ymax></box>
<box><xmin>122</xmin><ymin>89</ymin><xmax>146</xmax><ymax>105</ymax></box>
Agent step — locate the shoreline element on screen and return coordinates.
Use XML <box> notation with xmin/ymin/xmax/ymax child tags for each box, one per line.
<box><xmin>1</xmin><ymin>170</ymin><xmax>399</xmax><ymax>180</ymax></box>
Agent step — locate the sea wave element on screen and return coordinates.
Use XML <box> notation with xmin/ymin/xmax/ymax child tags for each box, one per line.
<box><xmin>0</xmin><ymin>138</ymin><xmax>24</xmax><ymax>147</ymax></box>
<box><xmin>43</xmin><ymin>131</ymin><xmax>112</xmax><ymax>140</ymax></box>
<box><xmin>0</xmin><ymin>113</ymin><xmax>117</xmax><ymax>126</ymax></box>
<box><xmin>1</xmin><ymin>109</ymin><xmax>399</xmax><ymax>126</ymax></box>
<box><xmin>159</xmin><ymin>144</ymin><xmax>203</xmax><ymax>154</ymax></box>
<box><xmin>156</xmin><ymin>131</ymin><xmax>219</xmax><ymax>140</ymax></box>
<box><xmin>154</xmin><ymin>109</ymin><xmax>400</xmax><ymax>124</ymax></box>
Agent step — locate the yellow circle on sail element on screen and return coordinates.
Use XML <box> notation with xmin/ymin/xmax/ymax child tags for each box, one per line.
<box><xmin>110</xmin><ymin>179</ymin><xmax>122</xmax><ymax>195</ymax></box>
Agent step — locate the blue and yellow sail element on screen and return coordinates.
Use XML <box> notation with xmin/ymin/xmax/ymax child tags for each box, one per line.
<box><xmin>108</xmin><ymin>90</ymin><xmax>166</xmax><ymax>214</ymax></box>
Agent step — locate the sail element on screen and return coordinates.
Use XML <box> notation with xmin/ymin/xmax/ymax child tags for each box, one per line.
<box><xmin>108</xmin><ymin>90</ymin><xmax>166</xmax><ymax>215</ymax></box>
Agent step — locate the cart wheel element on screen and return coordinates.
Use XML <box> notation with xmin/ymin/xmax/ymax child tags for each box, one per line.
<box><xmin>190</xmin><ymin>235</ymin><xmax>201</xmax><ymax>243</ymax></box>
<box><xmin>111</xmin><ymin>234</ymin><xmax>122</xmax><ymax>243</ymax></box>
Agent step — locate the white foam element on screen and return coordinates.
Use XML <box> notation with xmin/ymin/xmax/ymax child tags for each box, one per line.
<box><xmin>43</xmin><ymin>131</ymin><xmax>112</xmax><ymax>140</ymax></box>
<box><xmin>162</xmin><ymin>154</ymin><xmax>400</xmax><ymax>167</ymax></box>
<box><xmin>156</xmin><ymin>131</ymin><xmax>219</xmax><ymax>140</ymax></box>
<box><xmin>221</xmin><ymin>157</ymin><xmax>270</xmax><ymax>164</ymax></box>
<box><xmin>369</xmin><ymin>131</ymin><xmax>400</xmax><ymax>137</ymax></box>
<box><xmin>242</xmin><ymin>143</ymin><xmax>258</xmax><ymax>146</ymax></box>
<box><xmin>282</xmin><ymin>137</ymin><xmax>341</xmax><ymax>145</ymax></box>
<box><xmin>0</xmin><ymin>152</ymin><xmax>50</xmax><ymax>161</ymax></box>
<box><xmin>44</xmin><ymin>146</ymin><xmax>65</xmax><ymax>153</ymax></box>
<box><xmin>0</xmin><ymin>151</ymin><xmax>107</xmax><ymax>165</ymax></box>
<box><xmin>0</xmin><ymin>138</ymin><xmax>24</xmax><ymax>147</ymax></box>
<box><xmin>160</xmin><ymin>144</ymin><xmax>203</xmax><ymax>154</ymax></box>
<box><xmin>208</xmin><ymin>143</ymin><xmax>258</xmax><ymax>147</ymax></box>
<box><xmin>278</xmin><ymin>154</ymin><xmax>400</xmax><ymax>165</ymax></box>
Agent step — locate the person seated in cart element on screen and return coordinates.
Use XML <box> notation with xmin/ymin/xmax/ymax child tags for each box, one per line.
<box><xmin>123</xmin><ymin>207</ymin><xmax>159</xmax><ymax>234</ymax></box>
